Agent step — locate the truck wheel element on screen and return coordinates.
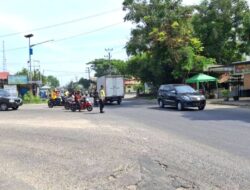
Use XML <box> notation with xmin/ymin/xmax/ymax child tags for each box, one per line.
<box><xmin>117</xmin><ymin>99</ymin><xmax>121</xmax><ymax>105</ymax></box>
<box><xmin>0</xmin><ymin>103</ymin><xmax>8</xmax><ymax>111</ymax></box>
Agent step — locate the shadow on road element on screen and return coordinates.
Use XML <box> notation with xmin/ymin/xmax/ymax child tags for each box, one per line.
<box><xmin>103</xmin><ymin>98</ymin><xmax>156</xmax><ymax>109</ymax></box>
<box><xmin>148</xmin><ymin>106</ymin><xmax>198</xmax><ymax>112</ymax></box>
<box><xmin>149</xmin><ymin>106</ymin><xmax>250</xmax><ymax>123</ymax></box>
<box><xmin>181</xmin><ymin>108</ymin><xmax>250</xmax><ymax>123</ymax></box>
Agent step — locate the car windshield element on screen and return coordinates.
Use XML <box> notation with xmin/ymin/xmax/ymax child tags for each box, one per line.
<box><xmin>0</xmin><ymin>90</ymin><xmax>11</xmax><ymax>97</ymax></box>
<box><xmin>175</xmin><ymin>86</ymin><xmax>196</xmax><ymax>94</ymax></box>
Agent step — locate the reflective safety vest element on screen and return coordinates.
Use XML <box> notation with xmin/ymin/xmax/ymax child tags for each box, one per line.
<box><xmin>99</xmin><ymin>89</ymin><xmax>105</xmax><ymax>100</ymax></box>
<box><xmin>51</xmin><ymin>92</ymin><xmax>57</xmax><ymax>99</ymax></box>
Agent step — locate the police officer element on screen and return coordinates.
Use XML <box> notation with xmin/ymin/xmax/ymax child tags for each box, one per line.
<box><xmin>99</xmin><ymin>85</ymin><xmax>105</xmax><ymax>113</ymax></box>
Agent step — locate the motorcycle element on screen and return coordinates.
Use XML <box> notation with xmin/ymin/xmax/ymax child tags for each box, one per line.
<box><xmin>48</xmin><ymin>96</ymin><xmax>65</xmax><ymax>108</ymax></box>
<box><xmin>64</xmin><ymin>97</ymin><xmax>74</xmax><ymax>110</ymax></box>
<box><xmin>70</xmin><ymin>98</ymin><xmax>93</xmax><ymax>112</ymax></box>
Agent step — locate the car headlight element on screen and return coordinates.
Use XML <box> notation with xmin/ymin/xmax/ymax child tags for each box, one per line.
<box><xmin>182</xmin><ymin>96</ymin><xmax>191</xmax><ymax>101</ymax></box>
<box><xmin>9</xmin><ymin>99</ymin><xmax>15</xmax><ymax>103</ymax></box>
<box><xmin>201</xmin><ymin>95</ymin><xmax>205</xmax><ymax>99</ymax></box>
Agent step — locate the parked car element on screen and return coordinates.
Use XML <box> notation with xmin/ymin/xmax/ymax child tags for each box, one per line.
<box><xmin>157</xmin><ymin>84</ymin><xmax>206</xmax><ymax>111</ymax></box>
<box><xmin>0</xmin><ymin>89</ymin><xmax>23</xmax><ymax>111</ymax></box>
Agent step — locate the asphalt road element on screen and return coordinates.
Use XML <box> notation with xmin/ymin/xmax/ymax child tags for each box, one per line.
<box><xmin>103</xmin><ymin>98</ymin><xmax>250</xmax><ymax>159</ymax></box>
<box><xmin>0</xmin><ymin>98</ymin><xmax>250</xmax><ymax>190</ymax></box>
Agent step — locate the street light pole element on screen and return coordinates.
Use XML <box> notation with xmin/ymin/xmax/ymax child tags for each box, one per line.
<box><xmin>24</xmin><ymin>34</ymin><xmax>34</xmax><ymax>81</ymax></box>
<box><xmin>105</xmin><ymin>48</ymin><xmax>113</xmax><ymax>75</ymax></box>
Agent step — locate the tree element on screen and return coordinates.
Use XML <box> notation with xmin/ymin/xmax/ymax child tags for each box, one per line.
<box><xmin>78</xmin><ymin>78</ymin><xmax>91</xmax><ymax>89</ymax></box>
<box><xmin>192</xmin><ymin>0</ymin><xmax>250</xmax><ymax>64</ymax></box>
<box><xmin>47</xmin><ymin>75</ymin><xmax>60</xmax><ymax>88</ymax></box>
<box><xmin>87</xmin><ymin>59</ymin><xmax>128</xmax><ymax>77</ymax></box>
<box><xmin>16</xmin><ymin>68</ymin><xmax>29</xmax><ymax>76</ymax></box>
<box><xmin>123</xmin><ymin>0</ymin><xmax>214</xmax><ymax>85</ymax></box>
<box><xmin>16</xmin><ymin>68</ymin><xmax>47</xmax><ymax>85</ymax></box>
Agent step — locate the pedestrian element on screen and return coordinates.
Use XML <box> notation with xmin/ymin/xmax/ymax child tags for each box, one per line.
<box><xmin>99</xmin><ymin>85</ymin><xmax>105</xmax><ymax>113</ymax></box>
<box><xmin>93</xmin><ymin>89</ymin><xmax>99</xmax><ymax>106</ymax></box>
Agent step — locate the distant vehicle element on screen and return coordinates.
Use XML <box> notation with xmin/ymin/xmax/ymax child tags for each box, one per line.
<box><xmin>97</xmin><ymin>75</ymin><xmax>124</xmax><ymax>104</ymax></box>
<box><xmin>157</xmin><ymin>84</ymin><xmax>206</xmax><ymax>111</ymax></box>
<box><xmin>0</xmin><ymin>89</ymin><xmax>23</xmax><ymax>111</ymax></box>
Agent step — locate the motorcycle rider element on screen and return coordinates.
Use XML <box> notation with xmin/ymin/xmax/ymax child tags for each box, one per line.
<box><xmin>74</xmin><ymin>91</ymin><xmax>82</xmax><ymax>111</ymax></box>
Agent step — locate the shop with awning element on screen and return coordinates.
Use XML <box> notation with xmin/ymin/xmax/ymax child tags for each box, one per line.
<box><xmin>186</xmin><ymin>73</ymin><xmax>218</xmax><ymax>97</ymax></box>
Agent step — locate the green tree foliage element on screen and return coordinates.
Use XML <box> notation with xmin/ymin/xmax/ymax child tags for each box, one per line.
<box><xmin>78</xmin><ymin>78</ymin><xmax>91</xmax><ymax>89</ymax></box>
<box><xmin>123</xmin><ymin>0</ymin><xmax>214</xmax><ymax>85</ymax></box>
<box><xmin>47</xmin><ymin>75</ymin><xmax>60</xmax><ymax>88</ymax></box>
<box><xmin>16</xmin><ymin>68</ymin><xmax>29</xmax><ymax>76</ymax></box>
<box><xmin>192</xmin><ymin>0</ymin><xmax>250</xmax><ymax>64</ymax></box>
<box><xmin>87</xmin><ymin>59</ymin><xmax>128</xmax><ymax>77</ymax></box>
<box><xmin>16</xmin><ymin>68</ymin><xmax>47</xmax><ymax>85</ymax></box>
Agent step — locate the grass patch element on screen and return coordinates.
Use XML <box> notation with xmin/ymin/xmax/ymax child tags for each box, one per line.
<box><xmin>23</xmin><ymin>92</ymin><xmax>47</xmax><ymax>104</ymax></box>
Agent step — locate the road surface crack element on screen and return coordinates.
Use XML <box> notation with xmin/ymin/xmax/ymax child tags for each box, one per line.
<box><xmin>169</xmin><ymin>175</ymin><xmax>199</xmax><ymax>190</ymax></box>
<box><xmin>155</xmin><ymin>160</ymin><xmax>168</xmax><ymax>171</ymax></box>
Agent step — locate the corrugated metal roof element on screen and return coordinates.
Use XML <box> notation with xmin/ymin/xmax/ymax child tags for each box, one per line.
<box><xmin>0</xmin><ymin>72</ymin><xmax>9</xmax><ymax>80</ymax></box>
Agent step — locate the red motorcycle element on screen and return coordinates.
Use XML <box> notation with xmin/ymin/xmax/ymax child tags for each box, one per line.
<box><xmin>70</xmin><ymin>98</ymin><xmax>93</xmax><ymax>112</ymax></box>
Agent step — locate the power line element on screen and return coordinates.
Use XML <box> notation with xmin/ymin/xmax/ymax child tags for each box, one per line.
<box><xmin>5</xmin><ymin>22</ymin><xmax>124</xmax><ymax>52</ymax></box>
<box><xmin>55</xmin><ymin>22</ymin><xmax>123</xmax><ymax>42</ymax></box>
<box><xmin>44</xmin><ymin>69</ymin><xmax>84</xmax><ymax>74</ymax></box>
<box><xmin>0</xmin><ymin>8</ymin><xmax>121</xmax><ymax>38</ymax></box>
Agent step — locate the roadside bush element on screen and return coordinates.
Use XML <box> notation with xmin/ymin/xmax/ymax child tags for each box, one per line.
<box><xmin>221</xmin><ymin>89</ymin><xmax>230</xmax><ymax>98</ymax></box>
<box><xmin>23</xmin><ymin>91</ymin><xmax>44</xmax><ymax>104</ymax></box>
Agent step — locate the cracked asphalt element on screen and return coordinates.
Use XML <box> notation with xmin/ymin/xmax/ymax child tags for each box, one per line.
<box><xmin>0</xmin><ymin>98</ymin><xmax>250</xmax><ymax>190</ymax></box>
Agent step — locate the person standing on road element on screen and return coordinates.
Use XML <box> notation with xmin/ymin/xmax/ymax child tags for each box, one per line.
<box><xmin>99</xmin><ymin>85</ymin><xmax>105</xmax><ymax>113</ymax></box>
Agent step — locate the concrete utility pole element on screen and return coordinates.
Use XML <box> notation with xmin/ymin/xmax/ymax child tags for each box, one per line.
<box><xmin>24</xmin><ymin>34</ymin><xmax>53</xmax><ymax>82</ymax></box>
<box><xmin>33</xmin><ymin>60</ymin><xmax>41</xmax><ymax>82</ymax></box>
<box><xmin>85</xmin><ymin>67</ymin><xmax>91</xmax><ymax>80</ymax></box>
<box><xmin>24</xmin><ymin>34</ymin><xmax>34</xmax><ymax>81</ymax></box>
<box><xmin>2</xmin><ymin>41</ymin><xmax>7</xmax><ymax>71</ymax></box>
<box><xmin>105</xmin><ymin>48</ymin><xmax>113</xmax><ymax>75</ymax></box>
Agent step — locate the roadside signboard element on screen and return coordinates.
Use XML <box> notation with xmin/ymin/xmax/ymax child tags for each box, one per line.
<box><xmin>234</xmin><ymin>64</ymin><xmax>250</xmax><ymax>74</ymax></box>
<box><xmin>4</xmin><ymin>85</ymin><xmax>18</xmax><ymax>97</ymax></box>
<box><xmin>8</xmin><ymin>75</ymin><xmax>28</xmax><ymax>85</ymax></box>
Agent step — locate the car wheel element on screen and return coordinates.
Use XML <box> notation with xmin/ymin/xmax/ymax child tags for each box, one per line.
<box><xmin>12</xmin><ymin>106</ymin><xmax>19</xmax><ymax>110</ymax></box>
<box><xmin>198</xmin><ymin>105</ymin><xmax>205</xmax><ymax>110</ymax></box>
<box><xmin>177</xmin><ymin>101</ymin><xmax>183</xmax><ymax>111</ymax></box>
<box><xmin>158</xmin><ymin>100</ymin><xmax>164</xmax><ymax>108</ymax></box>
<box><xmin>0</xmin><ymin>103</ymin><xmax>8</xmax><ymax>111</ymax></box>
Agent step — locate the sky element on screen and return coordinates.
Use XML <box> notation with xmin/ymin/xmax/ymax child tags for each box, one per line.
<box><xmin>0</xmin><ymin>0</ymin><xmax>249</xmax><ymax>86</ymax></box>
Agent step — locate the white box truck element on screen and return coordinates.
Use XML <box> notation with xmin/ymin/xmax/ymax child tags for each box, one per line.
<box><xmin>97</xmin><ymin>75</ymin><xmax>124</xmax><ymax>104</ymax></box>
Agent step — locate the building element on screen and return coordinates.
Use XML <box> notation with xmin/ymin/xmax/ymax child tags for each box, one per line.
<box><xmin>0</xmin><ymin>72</ymin><xmax>9</xmax><ymax>88</ymax></box>
<box><xmin>124</xmin><ymin>78</ymin><xmax>141</xmax><ymax>93</ymax></box>
<box><xmin>208</xmin><ymin>60</ymin><xmax>250</xmax><ymax>97</ymax></box>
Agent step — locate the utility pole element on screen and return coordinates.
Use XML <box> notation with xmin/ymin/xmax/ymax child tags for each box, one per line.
<box><xmin>2</xmin><ymin>41</ymin><xmax>6</xmax><ymax>71</ymax></box>
<box><xmin>105</xmin><ymin>48</ymin><xmax>113</xmax><ymax>75</ymax></box>
<box><xmin>33</xmin><ymin>60</ymin><xmax>41</xmax><ymax>83</ymax></box>
<box><xmin>24</xmin><ymin>34</ymin><xmax>34</xmax><ymax>81</ymax></box>
<box><xmin>85</xmin><ymin>67</ymin><xmax>91</xmax><ymax>80</ymax></box>
<box><xmin>24</xmin><ymin>34</ymin><xmax>53</xmax><ymax>82</ymax></box>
